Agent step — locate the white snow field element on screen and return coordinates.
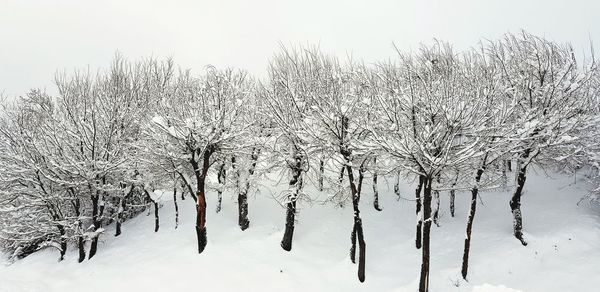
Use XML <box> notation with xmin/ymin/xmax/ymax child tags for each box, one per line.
<box><xmin>1</xmin><ymin>169</ymin><xmax>599</xmax><ymax>292</ymax></box>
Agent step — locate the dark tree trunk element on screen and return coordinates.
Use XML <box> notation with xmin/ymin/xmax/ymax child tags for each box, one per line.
<box><xmin>372</xmin><ymin>157</ymin><xmax>382</xmax><ymax>211</ymax></box>
<box><xmin>77</xmin><ymin>236</ymin><xmax>85</xmax><ymax>263</ymax></box>
<box><xmin>88</xmin><ymin>194</ymin><xmax>100</xmax><ymax>260</ymax></box>
<box><xmin>173</xmin><ymin>185</ymin><xmax>179</xmax><ymax>229</ymax></box>
<box><xmin>72</xmin><ymin>197</ymin><xmax>86</xmax><ymax>263</ymax></box>
<box><xmin>281</xmin><ymin>154</ymin><xmax>302</xmax><ymax>251</ymax></box>
<box><xmin>106</xmin><ymin>198</ymin><xmax>115</xmax><ymax>226</ymax></box>
<box><xmin>394</xmin><ymin>171</ymin><xmax>401</xmax><ymax>200</ymax></box>
<box><xmin>178</xmin><ymin>172</ymin><xmax>197</xmax><ymax>202</ymax></box>
<box><xmin>338</xmin><ymin>115</ymin><xmax>366</xmax><ymax>282</ymax></box>
<box><xmin>461</xmin><ymin>187</ymin><xmax>479</xmax><ymax>280</ymax></box>
<box><xmin>181</xmin><ymin>182</ymin><xmax>186</xmax><ymax>201</ymax></box>
<box><xmin>195</xmin><ymin>220</ymin><xmax>207</xmax><ymax>254</ymax></box>
<box><xmin>57</xmin><ymin>225</ymin><xmax>66</xmax><ymax>261</ymax></box>
<box><xmin>116</xmin><ymin>186</ymin><xmax>134</xmax><ymax>237</ymax></box>
<box><xmin>450</xmin><ymin>172</ymin><xmax>458</xmax><ymax>217</ymax></box>
<box><xmin>350</xmin><ymin>160</ymin><xmax>367</xmax><ymax>264</ymax></box>
<box><xmin>195</xmin><ymin>185</ymin><xmax>208</xmax><ymax>252</ymax></box>
<box><xmin>461</xmin><ymin>164</ymin><xmax>486</xmax><ymax>280</ymax></box>
<box><xmin>432</xmin><ymin>190</ymin><xmax>440</xmax><ymax>227</ymax></box>
<box><xmin>191</xmin><ymin>146</ymin><xmax>214</xmax><ymax>254</ymax></box>
<box><xmin>281</xmin><ymin>197</ymin><xmax>297</xmax><ymax>251</ymax></box>
<box><xmin>216</xmin><ymin>161</ymin><xmax>226</xmax><ymax>213</ymax></box>
<box><xmin>354</xmin><ymin>215</ymin><xmax>366</xmax><ymax>283</ymax></box>
<box><xmin>153</xmin><ymin>201</ymin><xmax>160</xmax><ymax>232</ymax></box>
<box><xmin>99</xmin><ymin>199</ymin><xmax>105</xmax><ymax>220</ymax></box>
<box><xmin>418</xmin><ymin>176</ymin><xmax>433</xmax><ymax>292</ymax></box>
<box><xmin>195</xmin><ymin>196</ymin><xmax>207</xmax><ymax>253</ymax></box>
<box><xmin>143</xmin><ymin>189</ymin><xmax>160</xmax><ymax>232</ymax></box>
<box><xmin>339</xmin><ymin>165</ymin><xmax>345</xmax><ymax>185</ymax></box>
<box><xmin>238</xmin><ymin>189</ymin><xmax>249</xmax><ymax>230</ymax></box>
<box><xmin>510</xmin><ymin>162</ymin><xmax>528</xmax><ymax>246</ymax></box>
<box><xmin>350</xmin><ymin>223</ymin><xmax>357</xmax><ymax>263</ymax></box>
<box><xmin>345</xmin><ymin>163</ymin><xmax>366</xmax><ymax>283</ymax></box>
<box><xmin>45</xmin><ymin>196</ymin><xmax>66</xmax><ymax>262</ymax></box>
<box><xmin>358</xmin><ymin>162</ymin><xmax>365</xmax><ymax>200</ymax></box>
<box><xmin>415</xmin><ymin>175</ymin><xmax>424</xmax><ymax>249</ymax></box>
<box><xmin>449</xmin><ymin>189</ymin><xmax>456</xmax><ymax>218</ymax></box>
<box><xmin>506</xmin><ymin>159</ymin><xmax>512</xmax><ymax>172</ymax></box>
<box><xmin>231</xmin><ymin>155</ymin><xmax>249</xmax><ymax>230</ymax></box>
<box><xmin>319</xmin><ymin>157</ymin><xmax>325</xmax><ymax>192</ymax></box>
<box><xmin>115</xmin><ymin>199</ymin><xmax>123</xmax><ymax>236</ymax></box>
<box><xmin>238</xmin><ymin>148</ymin><xmax>260</xmax><ymax>231</ymax></box>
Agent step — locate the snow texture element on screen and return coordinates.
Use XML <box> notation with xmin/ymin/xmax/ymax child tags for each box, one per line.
<box><xmin>0</xmin><ymin>170</ymin><xmax>598</xmax><ymax>292</ymax></box>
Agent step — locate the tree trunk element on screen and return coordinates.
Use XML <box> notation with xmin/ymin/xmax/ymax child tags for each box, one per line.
<box><xmin>281</xmin><ymin>196</ymin><xmax>297</xmax><ymax>251</ymax></box>
<box><xmin>153</xmin><ymin>201</ymin><xmax>160</xmax><ymax>232</ymax></box>
<box><xmin>192</xmin><ymin>146</ymin><xmax>214</xmax><ymax>254</ymax></box>
<box><xmin>355</xmin><ymin>216</ymin><xmax>366</xmax><ymax>283</ymax></box>
<box><xmin>418</xmin><ymin>176</ymin><xmax>432</xmax><ymax>292</ymax></box>
<box><xmin>231</xmin><ymin>155</ymin><xmax>250</xmax><ymax>230</ymax></box>
<box><xmin>350</xmin><ymin>223</ymin><xmax>357</xmax><ymax>263</ymax></box>
<box><xmin>338</xmin><ymin>115</ymin><xmax>365</xmax><ymax>282</ymax></box>
<box><xmin>319</xmin><ymin>157</ymin><xmax>325</xmax><ymax>192</ymax></box>
<box><xmin>88</xmin><ymin>194</ymin><xmax>100</xmax><ymax>260</ymax></box>
<box><xmin>510</xmin><ymin>162</ymin><xmax>528</xmax><ymax>246</ymax></box>
<box><xmin>173</xmin><ymin>185</ymin><xmax>179</xmax><ymax>229</ymax></box>
<box><xmin>216</xmin><ymin>161</ymin><xmax>226</xmax><ymax>213</ymax></box>
<box><xmin>239</xmin><ymin>148</ymin><xmax>260</xmax><ymax>231</ymax></box>
<box><xmin>394</xmin><ymin>170</ymin><xmax>401</xmax><ymax>200</ymax></box>
<box><xmin>72</xmin><ymin>197</ymin><xmax>86</xmax><ymax>263</ymax></box>
<box><xmin>450</xmin><ymin>172</ymin><xmax>458</xmax><ymax>217</ymax></box>
<box><xmin>116</xmin><ymin>185</ymin><xmax>134</xmax><ymax>237</ymax></box>
<box><xmin>196</xmin><ymin>194</ymin><xmax>207</xmax><ymax>253</ymax></box>
<box><xmin>57</xmin><ymin>225</ymin><xmax>66</xmax><ymax>261</ymax></box>
<box><xmin>181</xmin><ymin>181</ymin><xmax>186</xmax><ymax>201</ymax></box>
<box><xmin>449</xmin><ymin>189</ymin><xmax>456</xmax><ymax>218</ymax></box>
<box><xmin>143</xmin><ymin>189</ymin><xmax>160</xmax><ymax>232</ymax></box>
<box><xmin>46</xmin><ymin>202</ymin><xmax>66</xmax><ymax>262</ymax></box>
<box><xmin>372</xmin><ymin>157</ymin><xmax>382</xmax><ymax>211</ymax></box>
<box><xmin>77</xmin><ymin>236</ymin><xmax>85</xmax><ymax>263</ymax></box>
<box><xmin>461</xmin><ymin>165</ymin><xmax>485</xmax><ymax>280</ymax></box>
<box><xmin>415</xmin><ymin>175</ymin><xmax>424</xmax><ymax>249</ymax></box>
<box><xmin>351</xmin><ymin>160</ymin><xmax>367</xmax><ymax>264</ymax></box>
<box><xmin>238</xmin><ymin>189</ymin><xmax>250</xmax><ymax>230</ymax></box>
<box><xmin>115</xmin><ymin>198</ymin><xmax>123</xmax><ymax>237</ymax></box>
<box><xmin>506</xmin><ymin>159</ymin><xmax>512</xmax><ymax>172</ymax></box>
<box><xmin>433</xmin><ymin>190</ymin><xmax>440</xmax><ymax>227</ymax></box>
<box><xmin>281</xmin><ymin>155</ymin><xmax>302</xmax><ymax>251</ymax></box>
<box><xmin>345</xmin><ymin>163</ymin><xmax>366</xmax><ymax>283</ymax></box>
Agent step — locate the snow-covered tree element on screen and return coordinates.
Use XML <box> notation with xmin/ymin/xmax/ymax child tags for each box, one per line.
<box><xmin>0</xmin><ymin>56</ymin><xmax>173</xmax><ymax>262</ymax></box>
<box><xmin>371</xmin><ymin>41</ymin><xmax>484</xmax><ymax>292</ymax></box>
<box><xmin>0</xmin><ymin>90</ymin><xmax>71</xmax><ymax>261</ymax></box>
<box><xmin>143</xmin><ymin>66</ymin><xmax>253</xmax><ymax>253</ymax></box>
<box><xmin>264</xmin><ymin>46</ymin><xmax>378</xmax><ymax>281</ymax></box>
<box><xmin>260</xmin><ymin>49</ymin><xmax>313</xmax><ymax>252</ymax></box>
<box><xmin>487</xmin><ymin>31</ymin><xmax>597</xmax><ymax>245</ymax></box>
<box><xmin>456</xmin><ymin>46</ymin><xmax>517</xmax><ymax>280</ymax></box>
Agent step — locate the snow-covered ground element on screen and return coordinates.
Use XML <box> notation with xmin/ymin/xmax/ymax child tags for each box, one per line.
<box><xmin>1</xmin><ymin>169</ymin><xmax>599</xmax><ymax>292</ymax></box>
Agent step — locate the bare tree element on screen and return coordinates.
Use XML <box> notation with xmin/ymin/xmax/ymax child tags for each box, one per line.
<box><xmin>144</xmin><ymin>67</ymin><xmax>253</xmax><ymax>253</ymax></box>
<box><xmin>488</xmin><ymin>31</ymin><xmax>597</xmax><ymax>245</ymax></box>
<box><xmin>261</xmin><ymin>52</ymin><xmax>312</xmax><ymax>252</ymax></box>
<box><xmin>372</xmin><ymin>41</ymin><xmax>483</xmax><ymax>292</ymax></box>
<box><xmin>266</xmin><ymin>46</ymin><xmax>374</xmax><ymax>282</ymax></box>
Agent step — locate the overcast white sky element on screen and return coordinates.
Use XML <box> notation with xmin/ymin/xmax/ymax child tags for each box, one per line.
<box><xmin>1</xmin><ymin>0</ymin><xmax>599</xmax><ymax>96</ymax></box>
